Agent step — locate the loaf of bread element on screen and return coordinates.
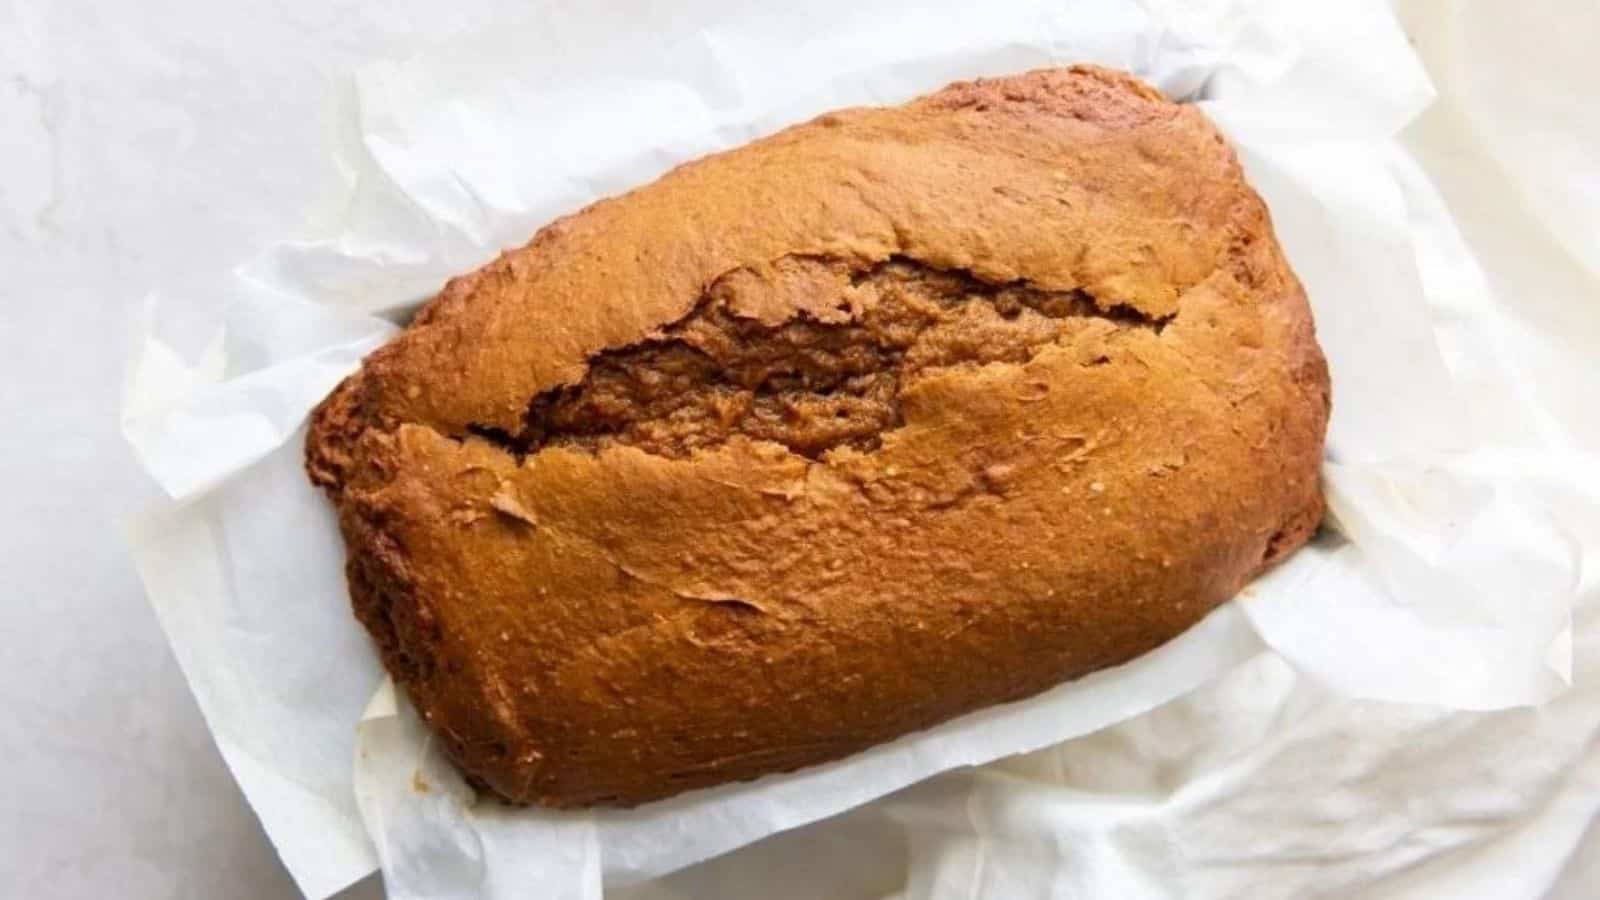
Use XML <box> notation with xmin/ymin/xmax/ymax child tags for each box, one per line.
<box><xmin>307</xmin><ymin>65</ymin><xmax>1329</xmax><ymax>808</ymax></box>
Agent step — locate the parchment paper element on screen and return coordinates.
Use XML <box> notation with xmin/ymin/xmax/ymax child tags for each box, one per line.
<box><xmin>122</xmin><ymin>1</ymin><xmax>1593</xmax><ymax>897</ymax></box>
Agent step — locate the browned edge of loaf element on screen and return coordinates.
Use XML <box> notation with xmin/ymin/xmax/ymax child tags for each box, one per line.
<box><xmin>305</xmin><ymin>64</ymin><xmax>1331</xmax><ymax>808</ymax></box>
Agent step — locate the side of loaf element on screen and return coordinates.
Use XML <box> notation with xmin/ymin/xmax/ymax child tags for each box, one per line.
<box><xmin>307</xmin><ymin>65</ymin><xmax>1329</xmax><ymax>807</ymax></box>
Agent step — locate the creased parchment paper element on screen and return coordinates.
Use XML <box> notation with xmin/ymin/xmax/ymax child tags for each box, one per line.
<box><xmin>122</xmin><ymin>1</ymin><xmax>1596</xmax><ymax>897</ymax></box>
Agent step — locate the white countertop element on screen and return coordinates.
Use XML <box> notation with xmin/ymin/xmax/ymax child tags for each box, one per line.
<box><xmin>2</xmin><ymin>1</ymin><xmax>1595</xmax><ymax>898</ymax></box>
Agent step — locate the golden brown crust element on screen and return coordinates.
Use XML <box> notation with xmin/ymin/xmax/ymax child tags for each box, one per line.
<box><xmin>307</xmin><ymin>65</ymin><xmax>1329</xmax><ymax>808</ymax></box>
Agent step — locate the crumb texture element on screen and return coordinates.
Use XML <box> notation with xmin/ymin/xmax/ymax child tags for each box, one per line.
<box><xmin>307</xmin><ymin>65</ymin><xmax>1330</xmax><ymax>809</ymax></box>
<box><xmin>511</xmin><ymin>256</ymin><xmax>1165</xmax><ymax>461</ymax></box>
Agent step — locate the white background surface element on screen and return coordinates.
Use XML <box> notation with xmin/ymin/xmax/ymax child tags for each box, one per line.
<box><xmin>2</xmin><ymin>1</ymin><xmax>1596</xmax><ymax>898</ymax></box>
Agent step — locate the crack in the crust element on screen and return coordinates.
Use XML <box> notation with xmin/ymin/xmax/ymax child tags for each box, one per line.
<box><xmin>463</xmin><ymin>254</ymin><xmax>1171</xmax><ymax>463</ymax></box>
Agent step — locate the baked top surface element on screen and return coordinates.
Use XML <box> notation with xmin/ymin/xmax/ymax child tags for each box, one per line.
<box><xmin>308</xmin><ymin>65</ymin><xmax>1329</xmax><ymax>807</ymax></box>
